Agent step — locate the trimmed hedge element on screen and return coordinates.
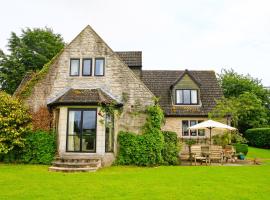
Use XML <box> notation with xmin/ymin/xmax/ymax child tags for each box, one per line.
<box><xmin>117</xmin><ymin>130</ymin><xmax>180</xmax><ymax>166</ymax></box>
<box><xmin>162</xmin><ymin>131</ymin><xmax>180</xmax><ymax>165</ymax></box>
<box><xmin>116</xmin><ymin>131</ymin><xmax>164</xmax><ymax>166</ymax></box>
<box><xmin>0</xmin><ymin>131</ymin><xmax>56</xmax><ymax>164</ymax></box>
<box><xmin>21</xmin><ymin>131</ymin><xmax>56</xmax><ymax>164</ymax></box>
<box><xmin>233</xmin><ymin>143</ymin><xmax>248</xmax><ymax>155</ymax></box>
<box><xmin>245</xmin><ymin>128</ymin><xmax>270</xmax><ymax>148</ymax></box>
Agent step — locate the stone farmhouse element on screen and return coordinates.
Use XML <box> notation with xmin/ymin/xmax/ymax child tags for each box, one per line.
<box><xmin>15</xmin><ymin>25</ymin><xmax>223</xmax><ymax>171</ymax></box>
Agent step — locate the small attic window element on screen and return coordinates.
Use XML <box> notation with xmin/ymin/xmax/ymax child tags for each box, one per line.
<box><xmin>70</xmin><ymin>59</ymin><xmax>80</xmax><ymax>76</ymax></box>
<box><xmin>94</xmin><ymin>58</ymin><xmax>105</xmax><ymax>76</ymax></box>
<box><xmin>176</xmin><ymin>89</ymin><xmax>198</xmax><ymax>105</ymax></box>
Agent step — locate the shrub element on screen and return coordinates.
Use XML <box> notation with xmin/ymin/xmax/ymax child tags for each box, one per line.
<box><xmin>116</xmin><ymin>102</ymin><xmax>165</xmax><ymax>166</ymax></box>
<box><xmin>233</xmin><ymin>143</ymin><xmax>248</xmax><ymax>155</ymax></box>
<box><xmin>0</xmin><ymin>91</ymin><xmax>32</xmax><ymax>154</ymax></box>
<box><xmin>117</xmin><ymin>131</ymin><xmax>138</xmax><ymax>165</ymax></box>
<box><xmin>245</xmin><ymin>128</ymin><xmax>270</xmax><ymax>148</ymax></box>
<box><xmin>21</xmin><ymin>131</ymin><xmax>56</xmax><ymax>164</ymax></box>
<box><xmin>162</xmin><ymin>131</ymin><xmax>180</xmax><ymax>165</ymax></box>
<box><xmin>117</xmin><ymin>131</ymin><xmax>164</xmax><ymax>166</ymax></box>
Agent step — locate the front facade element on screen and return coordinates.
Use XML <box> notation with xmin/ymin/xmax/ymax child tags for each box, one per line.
<box><xmin>15</xmin><ymin>25</ymin><xmax>223</xmax><ymax>166</ymax></box>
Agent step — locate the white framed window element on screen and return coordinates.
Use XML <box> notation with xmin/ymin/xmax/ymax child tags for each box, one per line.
<box><xmin>94</xmin><ymin>58</ymin><xmax>105</xmax><ymax>76</ymax></box>
<box><xmin>182</xmin><ymin>120</ymin><xmax>205</xmax><ymax>136</ymax></box>
<box><xmin>82</xmin><ymin>58</ymin><xmax>92</xmax><ymax>76</ymax></box>
<box><xmin>176</xmin><ymin>89</ymin><xmax>198</xmax><ymax>105</ymax></box>
<box><xmin>70</xmin><ymin>59</ymin><xmax>80</xmax><ymax>76</ymax></box>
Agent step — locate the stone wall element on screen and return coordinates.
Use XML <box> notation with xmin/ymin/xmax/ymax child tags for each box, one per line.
<box><xmin>20</xmin><ymin>26</ymin><xmax>154</xmax><ymax>165</ymax></box>
<box><xmin>24</xmin><ymin>25</ymin><xmax>154</xmax><ymax>135</ymax></box>
<box><xmin>162</xmin><ymin>117</ymin><xmax>224</xmax><ymax>138</ymax></box>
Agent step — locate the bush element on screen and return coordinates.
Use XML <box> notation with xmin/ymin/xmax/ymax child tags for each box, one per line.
<box><xmin>162</xmin><ymin>131</ymin><xmax>180</xmax><ymax>165</ymax></box>
<box><xmin>116</xmin><ymin>102</ymin><xmax>166</xmax><ymax>166</ymax></box>
<box><xmin>0</xmin><ymin>91</ymin><xmax>32</xmax><ymax>154</ymax></box>
<box><xmin>117</xmin><ymin>131</ymin><xmax>164</xmax><ymax>166</ymax></box>
<box><xmin>233</xmin><ymin>143</ymin><xmax>248</xmax><ymax>155</ymax></box>
<box><xmin>21</xmin><ymin>131</ymin><xmax>56</xmax><ymax>164</ymax></box>
<box><xmin>117</xmin><ymin>131</ymin><xmax>138</xmax><ymax>165</ymax></box>
<box><xmin>245</xmin><ymin>128</ymin><xmax>270</xmax><ymax>148</ymax></box>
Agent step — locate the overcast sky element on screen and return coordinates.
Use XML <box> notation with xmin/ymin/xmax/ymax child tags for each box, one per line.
<box><xmin>1</xmin><ymin>0</ymin><xmax>270</xmax><ymax>85</ymax></box>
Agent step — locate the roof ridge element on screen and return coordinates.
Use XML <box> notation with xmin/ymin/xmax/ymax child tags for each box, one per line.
<box><xmin>142</xmin><ymin>69</ymin><xmax>215</xmax><ymax>72</ymax></box>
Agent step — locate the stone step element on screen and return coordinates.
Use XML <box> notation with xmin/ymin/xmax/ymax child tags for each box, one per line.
<box><xmin>52</xmin><ymin>161</ymin><xmax>99</xmax><ymax>168</ymax></box>
<box><xmin>49</xmin><ymin>166</ymin><xmax>97</xmax><ymax>173</ymax></box>
<box><xmin>54</xmin><ymin>158</ymin><xmax>100</xmax><ymax>163</ymax></box>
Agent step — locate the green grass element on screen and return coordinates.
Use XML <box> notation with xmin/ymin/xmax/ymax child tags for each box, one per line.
<box><xmin>247</xmin><ymin>147</ymin><xmax>270</xmax><ymax>159</ymax></box>
<box><xmin>0</xmin><ymin>164</ymin><xmax>270</xmax><ymax>200</ymax></box>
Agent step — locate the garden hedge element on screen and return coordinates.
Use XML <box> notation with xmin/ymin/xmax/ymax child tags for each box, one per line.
<box><xmin>162</xmin><ymin>131</ymin><xmax>180</xmax><ymax>165</ymax></box>
<box><xmin>245</xmin><ymin>128</ymin><xmax>270</xmax><ymax>148</ymax></box>
<box><xmin>232</xmin><ymin>143</ymin><xmax>248</xmax><ymax>155</ymax></box>
<box><xmin>0</xmin><ymin>130</ymin><xmax>56</xmax><ymax>164</ymax></box>
<box><xmin>117</xmin><ymin>130</ymin><xmax>180</xmax><ymax>166</ymax></box>
<box><xmin>21</xmin><ymin>131</ymin><xmax>56</xmax><ymax>164</ymax></box>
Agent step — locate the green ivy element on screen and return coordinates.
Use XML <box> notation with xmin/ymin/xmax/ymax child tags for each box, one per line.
<box><xmin>162</xmin><ymin>131</ymin><xmax>180</xmax><ymax>165</ymax></box>
<box><xmin>116</xmin><ymin>102</ymin><xmax>180</xmax><ymax>166</ymax></box>
<box><xmin>16</xmin><ymin>48</ymin><xmax>64</xmax><ymax>98</ymax></box>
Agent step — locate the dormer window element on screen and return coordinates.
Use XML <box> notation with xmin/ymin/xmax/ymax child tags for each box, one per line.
<box><xmin>176</xmin><ymin>89</ymin><xmax>198</xmax><ymax>105</ymax></box>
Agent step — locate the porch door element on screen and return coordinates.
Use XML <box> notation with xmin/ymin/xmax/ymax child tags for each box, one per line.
<box><xmin>67</xmin><ymin>109</ymin><xmax>97</xmax><ymax>152</ymax></box>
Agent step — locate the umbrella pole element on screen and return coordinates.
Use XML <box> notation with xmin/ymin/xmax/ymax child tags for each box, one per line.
<box><xmin>209</xmin><ymin>127</ymin><xmax>212</xmax><ymax>145</ymax></box>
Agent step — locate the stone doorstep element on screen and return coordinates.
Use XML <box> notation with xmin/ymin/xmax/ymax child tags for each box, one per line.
<box><xmin>58</xmin><ymin>153</ymin><xmax>103</xmax><ymax>160</ymax></box>
<box><xmin>49</xmin><ymin>166</ymin><xmax>97</xmax><ymax>172</ymax></box>
<box><xmin>52</xmin><ymin>161</ymin><xmax>100</xmax><ymax>168</ymax></box>
<box><xmin>54</xmin><ymin>158</ymin><xmax>101</xmax><ymax>163</ymax></box>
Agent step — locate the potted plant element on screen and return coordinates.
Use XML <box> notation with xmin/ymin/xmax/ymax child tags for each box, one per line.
<box><xmin>238</xmin><ymin>152</ymin><xmax>245</xmax><ymax>160</ymax></box>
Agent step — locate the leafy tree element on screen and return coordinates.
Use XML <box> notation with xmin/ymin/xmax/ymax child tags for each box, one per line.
<box><xmin>218</xmin><ymin>69</ymin><xmax>270</xmax><ymax>108</ymax></box>
<box><xmin>210</xmin><ymin>92</ymin><xmax>269</xmax><ymax>133</ymax></box>
<box><xmin>214</xmin><ymin>69</ymin><xmax>270</xmax><ymax>132</ymax></box>
<box><xmin>0</xmin><ymin>27</ymin><xmax>64</xmax><ymax>94</ymax></box>
<box><xmin>0</xmin><ymin>91</ymin><xmax>31</xmax><ymax>154</ymax></box>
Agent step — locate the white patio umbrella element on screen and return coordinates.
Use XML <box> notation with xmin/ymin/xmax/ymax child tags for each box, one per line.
<box><xmin>188</xmin><ymin>119</ymin><xmax>237</xmax><ymax>144</ymax></box>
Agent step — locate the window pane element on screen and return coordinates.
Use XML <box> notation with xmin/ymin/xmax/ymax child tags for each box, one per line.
<box><xmin>68</xmin><ymin>111</ymin><xmax>81</xmax><ymax>135</ymax></box>
<box><xmin>70</xmin><ymin>59</ymin><xmax>80</xmax><ymax>76</ymax></box>
<box><xmin>82</xmin><ymin>111</ymin><xmax>96</xmax><ymax>152</ymax></box>
<box><xmin>190</xmin><ymin>120</ymin><xmax>197</xmax><ymax>136</ymax></box>
<box><xmin>176</xmin><ymin>90</ymin><xmax>183</xmax><ymax>104</ymax></box>
<box><xmin>83</xmin><ymin>59</ymin><xmax>91</xmax><ymax>76</ymax></box>
<box><xmin>198</xmin><ymin>120</ymin><xmax>205</xmax><ymax>136</ymax></box>
<box><xmin>105</xmin><ymin>113</ymin><xmax>114</xmax><ymax>152</ymax></box>
<box><xmin>191</xmin><ymin>90</ymin><xmax>198</xmax><ymax>104</ymax></box>
<box><xmin>95</xmin><ymin>59</ymin><xmax>104</xmax><ymax>76</ymax></box>
<box><xmin>183</xmin><ymin>90</ymin><xmax>191</xmax><ymax>104</ymax></box>
<box><xmin>182</xmin><ymin>120</ymin><xmax>189</xmax><ymax>136</ymax></box>
<box><xmin>82</xmin><ymin>111</ymin><xmax>96</xmax><ymax>132</ymax></box>
<box><xmin>67</xmin><ymin>135</ymin><xmax>80</xmax><ymax>151</ymax></box>
<box><xmin>82</xmin><ymin>134</ymin><xmax>95</xmax><ymax>151</ymax></box>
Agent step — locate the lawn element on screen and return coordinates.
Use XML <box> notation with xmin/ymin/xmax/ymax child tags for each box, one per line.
<box><xmin>0</xmin><ymin>147</ymin><xmax>269</xmax><ymax>200</ymax></box>
<box><xmin>247</xmin><ymin>147</ymin><xmax>270</xmax><ymax>159</ymax></box>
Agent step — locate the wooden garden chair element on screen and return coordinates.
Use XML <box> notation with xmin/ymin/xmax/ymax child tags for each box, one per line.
<box><xmin>209</xmin><ymin>145</ymin><xmax>223</xmax><ymax>164</ymax></box>
<box><xmin>191</xmin><ymin>145</ymin><xmax>209</xmax><ymax>165</ymax></box>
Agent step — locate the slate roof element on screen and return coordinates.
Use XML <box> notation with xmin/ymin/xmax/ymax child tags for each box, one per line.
<box><xmin>48</xmin><ymin>88</ymin><xmax>121</xmax><ymax>106</ymax></box>
<box><xmin>141</xmin><ymin>70</ymin><xmax>223</xmax><ymax>116</ymax></box>
<box><xmin>115</xmin><ymin>51</ymin><xmax>142</xmax><ymax>67</ymax></box>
